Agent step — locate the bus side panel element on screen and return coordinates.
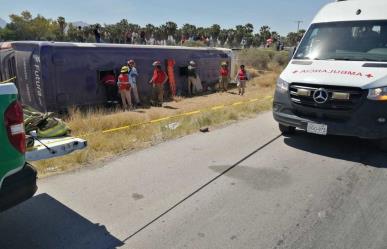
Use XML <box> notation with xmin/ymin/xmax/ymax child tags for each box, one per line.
<box><xmin>14</xmin><ymin>44</ymin><xmax>232</xmax><ymax>112</ymax></box>
<box><xmin>13</xmin><ymin>44</ymin><xmax>47</xmax><ymax>112</ymax></box>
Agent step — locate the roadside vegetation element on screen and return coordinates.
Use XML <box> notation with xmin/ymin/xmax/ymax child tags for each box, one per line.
<box><xmin>0</xmin><ymin>11</ymin><xmax>305</xmax><ymax>48</ymax></box>
<box><xmin>34</xmin><ymin>48</ymin><xmax>287</xmax><ymax>176</ymax></box>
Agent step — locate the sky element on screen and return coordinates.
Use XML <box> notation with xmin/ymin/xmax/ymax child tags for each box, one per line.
<box><xmin>0</xmin><ymin>0</ymin><xmax>332</xmax><ymax>35</ymax></box>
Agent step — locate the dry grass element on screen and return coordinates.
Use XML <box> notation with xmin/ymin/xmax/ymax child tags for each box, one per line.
<box><xmin>34</xmin><ymin>70</ymin><xmax>279</xmax><ymax>177</ymax></box>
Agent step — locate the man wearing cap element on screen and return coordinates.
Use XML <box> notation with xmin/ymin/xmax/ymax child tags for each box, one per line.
<box><xmin>127</xmin><ymin>60</ymin><xmax>141</xmax><ymax>107</ymax></box>
<box><xmin>149</xmin><ymin>61</ymin><xmax>168</xmax><ymax>107</ymax></box>
<box><xmin>219</xmin><ymin>62</ymin><xmax>230</xmax><ymax>92</ymax></box>
<box><xmin>187</xmin><ymin>61</ymin><xmax>198</xmax><ymax>96</ymax></box>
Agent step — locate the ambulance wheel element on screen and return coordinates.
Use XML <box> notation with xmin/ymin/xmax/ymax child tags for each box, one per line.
<box><xmin>279</xmin><ymin>124</ymin><xmax>296</xmax><ymax>135</ymax></box>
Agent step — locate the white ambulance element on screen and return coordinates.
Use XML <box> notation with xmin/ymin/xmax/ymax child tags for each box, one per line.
<box><xmin>273</xmin><ymin>0</ymin><xmax>387</xmax><ymax>148</ymax></box>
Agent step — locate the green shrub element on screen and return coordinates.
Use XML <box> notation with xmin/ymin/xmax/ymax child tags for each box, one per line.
<box><xmin>273</xmin><ymin>51</ymin><xmax>289</xmax><ymax>67</ymax></box>
<box><xmin>237</xmin><ymin>48</ymin><xmax>289</xmax><ymax>70</ymax></box>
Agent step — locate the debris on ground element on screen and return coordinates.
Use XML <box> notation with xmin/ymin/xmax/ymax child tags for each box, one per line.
<box><xmin>23</xmin><ymin>105</ymin><xmax>71</xmax><ymax>148</ymax></box>
<box><xmin>200</xmin><ymin>127</ymin><xmax>210</xmax><ymax>133</ymax></box>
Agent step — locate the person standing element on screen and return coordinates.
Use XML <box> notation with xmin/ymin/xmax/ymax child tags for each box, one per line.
<box><xmin>100</xmin><ymin>71</ymin><xmax>117</xmax><ymax>105</ymax></box>
<box><xmin>77</xmin><ymin>26</ymin><xmax>84</xmax><ymax>42</ymax></box>
<box><xmin>140</xmin><ymin>30</ymin><xmax>146</xmax><ymax>45</ymax></box>
<box><xmin>127</xmin><ymin>59</ymin><xmax>141</xmax><ymax>107</ymax></box>
<box><xmin>219</xmin><ymin>62</ymin><xmax>230</xmax><ymax>92</ymax></box>
<box><xmin>187</xmin><ymin>61</ymin><xmax>197</xmax><ymax>97</ymax></box>
<box><xmin>149</xmin><ymin>61</ymin><xmax>168</xmax><ymax>107</ymax></box>
<box><xmin>94</xmin><ymin>25</ymin><xmax>101</xmax><ymax>43</ymax></box>
<box><xmin>125</xmin><ymin>30</ymin><xmax>132</xmax><ymax>44</ymax></box>
<box><xmin>235</xmin><ymin>65</ymin><xmax>249</xmax><ymax>96</ymax></box>
<box><xmin>117</xmin><ymin>66</ymin><xmax>132</xmax><ymax>111</ymax></box>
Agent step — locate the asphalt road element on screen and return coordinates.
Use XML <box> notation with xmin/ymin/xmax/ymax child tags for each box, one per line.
<box><xmin>1</xmin><ymin>112</ymin><xmax>387</xmax><ymax>249</ymax></box>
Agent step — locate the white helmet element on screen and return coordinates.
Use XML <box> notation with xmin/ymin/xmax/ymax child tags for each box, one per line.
<box><xmin>152</xmin><ymin>60</ymin><xmax>161</xmax><ymax>66</ymax></box>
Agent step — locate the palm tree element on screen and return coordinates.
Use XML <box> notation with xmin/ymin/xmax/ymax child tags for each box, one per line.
<box><xmin>235</xmin><ymin>25</ymin><xmax>246</xmax><ymax>44</ymax></box>
<box><xmin>252</xmin><ymin>33</ymin><xmax>261</xmax><ymax>47</ymax></box>
<box><xmin>226</xmin><ymin>28</ymin><xmax>236</xmax><ymax>47</ymax></box>
<box><xmin>165</xmin><ymin>21</ymin><xmax>177</xmax><ymax>36</ymax></box>
<box><xmin>210</xmin><ymin>24</ymin><xmax>221</xmax><ymax>41</ymax></box>
<box><xmin>218</xmin><ymin>29</ymin><xmax>229</xmax><ymax>46</ymax></box>
<box><xmin>57</xmin><ymin>16</ymin><xmax>66</xmax><ymax>35</ymax></box>
<box><xmin>259</xmin><ymin>25</ymin><xmax>271</xmax><ymax>44</ymax></box>
<box><xmin>181</xmin><ymin>23</ymin><xmax>196</xmax><ymax>39</ymax></box>
<box><xmin>145</xmin><ymin>24</ymin><xmax>155</xmax><ymax>38</ymax></box>
<box><xmin>245</xmin><ymin>23</ymin><xmax>254</xmax><ymax>34</ymax></box>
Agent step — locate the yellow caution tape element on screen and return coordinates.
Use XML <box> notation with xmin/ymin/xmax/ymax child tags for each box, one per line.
<box><xmin>184</xmin><ymin>110</ymin><xmax>201</xmax><ymax>116</ymax></box>
<box><xmin>0</xmin><ymin>77</ymin><xmax>16</xmax><ymax>84</ymax></box>
<box><xmin>150</xmin><ymin>117</ymin><xmax>171</xmax><ymax>123</ymax></box>
<box><xmin>211</xmin><ymin>105</ymin><xmax>225</xmax><ymax>110</ymax></box>
<box><xmin>80</xmin><ymin>95</ymin><xmax>274</xmax><ymax>137</ymax></box>
<box><xmin>102</xmin><ymin>126</ymin><xmax>129</xmax><ymax>134</ymax></box>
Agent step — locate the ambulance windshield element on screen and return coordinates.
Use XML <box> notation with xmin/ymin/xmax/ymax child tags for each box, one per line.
<box><xmin>295</xmin><ymin>20</ymin><xmax>387</xmax><ymax>62</ymax></box>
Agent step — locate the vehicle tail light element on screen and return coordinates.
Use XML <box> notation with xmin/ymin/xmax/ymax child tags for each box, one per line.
<box><xmin>4</xmin><ymin>101</ymin><xmax>26</xmax><ymax>154</ymax></box>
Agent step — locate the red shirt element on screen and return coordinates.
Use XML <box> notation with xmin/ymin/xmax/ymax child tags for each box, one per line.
<box><xmin>152</xmin><ymin>69</ymin><xmax>167</xmax><ymax>85</ymax></box>
<box><xmin>220</xmin><ymin>67</ymin><xmax>229</xmax><ymax>77</ymax></box>
<box><xmin>101</xmin><ymin>74</ymin><xmax>115</xmax><ymax>86</ymax></box>
<box><xmin>238</xmin><ymin>70</ymin><xmax>248</xmax><ymax>81</ymax></box>
<box><xmin>118</xmin><ymin>74</ymin><xmax>130</xmax><ymax>90</ymax></box>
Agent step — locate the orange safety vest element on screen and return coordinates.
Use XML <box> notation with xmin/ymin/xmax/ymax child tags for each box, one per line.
<box><xmin>167</xmin><ymin>59</ymin><xmax>176</xmax><ymax>96</ymax></box>
<box><xmin>220</xmin><ymin>68</ymin><xmax>229</xmax><ymax>77</ymax></box>
<box><xmin>118</xmin><ymin>74</ymin><xmax>130</xmax><ymax>91</ymax></box>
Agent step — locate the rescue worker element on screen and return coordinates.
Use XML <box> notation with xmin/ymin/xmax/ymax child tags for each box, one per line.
<box><xmin>100</xmin><ymin>71</ymin><xmax>117</xmax><ymax>105</ymax></box>
<box><xmin>187</xmin><ymin>61</ymin><xmax>197</xmax><ymax>96</ymax></box>
<box><xmin>235</xmin><ymin>65</ymin><xmax>249</xmax><ymax>96</ymax></box>
<box><xmin>117</xmin><ymin>66</ymin><xmax>132</xmax><ymax>111</ymax></box>
<box><xmin>127</xmin><ymin>59</ymin><xmax>141</xmax><ymax>107</ymax></box>
<box><xmin>149</xmin><ymin>61</ymin><xmax>168</xmax><ymax>107</ymax></box>
<box><xmin>219</xmin><ymin>62</ymin><xmax>230</xmax><ymax>92</ymax></box>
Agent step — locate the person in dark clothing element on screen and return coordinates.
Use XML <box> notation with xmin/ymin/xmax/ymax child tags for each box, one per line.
<box><xmin>94</xmin><ymin>25</ymin><xmax>101</xmax><ymax>43</ymax></box>
<box><xmin>77</xmin><ymin>26</ymin><xmax>84</xmax><ymax>42</ymax></box>
<box><xmin>140</xmin><ymin>31</ymin><xmax>146</xmax><ymax>44</ymax></box>
<box><xmin>100</xmin><ymin>71</ymin><xmax>117</xmax><ymax>105</ymax></box>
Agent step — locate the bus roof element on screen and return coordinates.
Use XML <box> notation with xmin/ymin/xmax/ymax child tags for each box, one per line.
<box><xmin>10</xmin><ymin>41</ymin><xmax>232</xmax><ymax>53</ymax></box>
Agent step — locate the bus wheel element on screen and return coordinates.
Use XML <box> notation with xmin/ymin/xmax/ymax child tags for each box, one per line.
<box><xmin>279</xmin><ymin>124</ymin><xmax>296</xmax><ymax>135</ymax></box>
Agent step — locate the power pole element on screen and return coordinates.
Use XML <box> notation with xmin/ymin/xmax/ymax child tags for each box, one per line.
<box><xmin>295</xmin><ymin>20</ymin><xmax>303</xmax><ymax>33</ymax></box>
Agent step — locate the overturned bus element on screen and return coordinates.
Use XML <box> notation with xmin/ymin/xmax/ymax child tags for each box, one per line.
<box><xmin>0</xmin><ymin>41</ymin><xmax>233</xmax><ymax>112</ymax></box>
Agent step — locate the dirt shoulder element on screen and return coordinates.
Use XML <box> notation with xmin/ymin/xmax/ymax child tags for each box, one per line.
<box><xmin>34</xmin><ymin>70</ymin><xmax>279</xmax><ymax>176</ymax></box>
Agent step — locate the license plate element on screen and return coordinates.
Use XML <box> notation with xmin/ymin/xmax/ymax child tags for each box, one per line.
<box><xmin>307</xmin><ymin>123</ymin><xmax>328</xmax><ymax>135</ymax></box>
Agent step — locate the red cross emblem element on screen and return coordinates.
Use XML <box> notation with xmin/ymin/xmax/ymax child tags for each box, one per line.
<box><xmin>366</xmin><ymin>73</ymin><xmax>374</xmax><ymax>78</ymax></box>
